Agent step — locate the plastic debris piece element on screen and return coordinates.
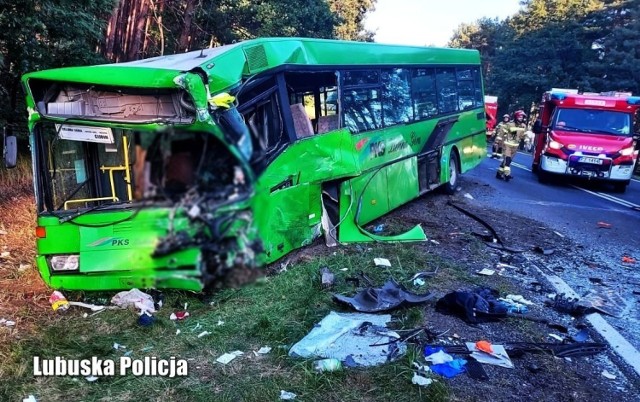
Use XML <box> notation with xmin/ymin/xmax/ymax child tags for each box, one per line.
<box><xmin>289</xmin><ymin>311</ymin><xmax>404</xmax><ymax>366</ymax></box>
<box><xmin>475</xmin><ymin>340</ymin><xmax>494</xmax><ymax>354</ymax></box>
<box><xmin>170</xmin><ymin>311</ymin><xmax>190</xmax><ymax>320</ymax></box>
<box><xmin>413</xmin><ymin>278</ymin><xmax>426</xmax><ymax>286</ymax></box>
<box><xmin>533</xmin><ymin>246</ymin><xmax>555</xmax><ymax>255</ymax></box>
<box><xmin>373</xmin><ymin>224</ymin><xmax>385</xmax><ymax>233</ymax></box>
<box><xmin>85</xmin><ymin>376</ymin><xmax>99</xmax><ymax>382</ymax></box>
<box><xmin>597</xmin><ymin>221</ymin><xmax>612</xmax><ymax>229</ymax></box>
<box><xmin>0</xmin><ymin>318</ymin><xmax>16</xmax><ymax>327</ymax></box>
<box><xmin>257</xmin><ymin>346</ymin><xmax>272</xmax><ymax>355</ymax></box>
<box><xmin>217</xmin><ymin>320</ymin><xmax>224</xmax><ymax>326</ymax></box>
<box><xmin>49</xmin><ymin>291</ymin><xmax>70</xmax><ymax>312</ymax></box>
<box><xmin>23</xmin><ymin>395</ymin><xmax>37</xmax><ymax>402</ymax></box>
<box><xmin>431</xmin><ymin>359</ymin><xmax>467</xmax><ymax>378</ymax></box>
<box><xmin>320</xmin><ymin>267</ymin><xmax>335</xmax><ymax>289</ymax></box>
<box><xmin>430</xmin><ymin>239</ymin><xmax>440</xmax><ymax>245</ymax></box>
<box><xmin>548</xmin><ymin>333</ymin><xmax>564</xmax><ymax>342</ymax></box>
<box><xmin>280</xmin><ymin>390</ymin><xmax>297</xmax><ymax>400</ymax></box>
<box><xmin>111</xmin><ymin>289</ymin><xmax>156</xmax><ymax>314</ymax></box>
<box><xmin>412</xmin><ymin>373</ymin><xmax>434</xmax><ymax>386</ymax></box>
<box><xmin>216</xmin><ymin>351</ymin><xmax>243</xmax><ymax>364</ymax></box>
<box><xmin>374</xmin><ymin>258</ymin><xmax>391</xmax><ymax>267</ymax></box>
<box><xmin>314</xmin><ymin>358</ymin><xmax>342</xmax><ymax>372</ymax></box>
<box><xmin>197</xmin><ymin>331</ymin><xmax>211</xmax><ymax>338</ymax></box>
<box><xmin>340</xmin><ymin>268</ymin><xmax>348</xmax><ymax>271</ymax></box>
<box><xmin>463</xmin><ymin>193</ymin><xmax>474</xmax><ymax>200</ymax></box>
<box><xmin>465</xmin><ymin>358</ymin><xmax>489</xmax><ymax>381</ymax></box>
<box><xmin>113</xmin><ymin>343</ymin><xmax>126</xmax><ymax>350</ymax></box>
<box><xmin>176</xmin><ymin>329</ymin><xmax>181</xmax><ymax>335</ymax></box>
<box><xmin>505</xmin><ymin>295</ymin><xmax>534</xmax><ymax>306</ymax></box>
<box><xmin>553</xmin><ymin>231</ymin><xmax>565</xmax><ymax>238</ymax></box>
<box><xmin>425</xmin><ymin>350</ymin><xmax>454</xmax><ymax>365</ymax></box>
<box><xmin>333</xmin><ymin>279</ymin><xmax>432</xmax><ymax>313</ymax></box>
<box><xmin>601</xmin><ymin>370</ymin><xmax>616</xmax><ymax>380</ymax></box>
<box><xmin>68</xmin><ymin>302</ymin><xmax>106</xmax><ymax>312</ymax></box>
<box><xmin>137</xmin><ymin>313</ymin><xmax>155</xmax><ymax>327</ymax></box>
<box><xmin>466</xmin><ymin>343</ymin><xmax>513</xmax><ymax>368</ymax></box>
<box><xmin>476</xmin><ymin>268</ymin><xmax>495</xmax><ymax>276</ymax></box>
<box><xmin>622</xmin><ymin>256</ymin><xmax>636</xmax><ymax>264</ymax></box>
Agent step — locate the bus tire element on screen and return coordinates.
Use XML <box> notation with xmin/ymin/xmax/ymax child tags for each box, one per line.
<box><xmin>531</xmin><ymin>163</ymin><xmax>539</xmax><ymax>173</ymax></box>
<box><xmin>443</xmin><ymin>150</ymin><xmax>459</xmax><ymax>195</ymax></box>
<box><xmin>612</xmin><ymin>181</ymin><xmax>629</xmax><ymax>193</ymax></box>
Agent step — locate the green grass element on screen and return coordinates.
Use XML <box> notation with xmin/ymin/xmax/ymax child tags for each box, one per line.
<box><xmin>0</xmin><ymin>243</ymin><xmax>457</xmax><ymax>402</ymax></box>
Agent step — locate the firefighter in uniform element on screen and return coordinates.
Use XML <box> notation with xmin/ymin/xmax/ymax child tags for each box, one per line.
<box><xmin>496</xmin><ymin>110</ymin><xmax>527</xmax><ymax>181</ymax></box>
<box><xmin>491</xmin><ymin>114</ymin><xmax>510</xmax><ymax>159</ymax></box>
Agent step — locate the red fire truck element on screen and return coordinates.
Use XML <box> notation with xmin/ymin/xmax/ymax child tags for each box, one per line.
<box><xmin>532</xmin><ymin>89</ymin><xmax>640</xmax><ymax>192</ymax></box>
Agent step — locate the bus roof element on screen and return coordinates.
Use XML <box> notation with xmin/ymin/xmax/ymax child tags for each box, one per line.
<box><xmin>23</xmin><ymin>37</ymin><xmax>481</xmax><ymax>93</ymax></box>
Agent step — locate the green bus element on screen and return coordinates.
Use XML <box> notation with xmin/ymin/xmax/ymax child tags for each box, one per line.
<box><xmin>9</xmin><ymin>38</ymin><xmax>487</xmax><ymax>291</ymax></box>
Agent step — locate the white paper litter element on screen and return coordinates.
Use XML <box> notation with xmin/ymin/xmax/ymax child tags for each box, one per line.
<box><xmin>374</xmin><ymin>258</ymin><xmax>391</xmax><ymax>267</ymax></box>
<box><xmin>216</xmin><ymin>351</ymin><xmax>244</xmax><ymax>364</ymax></box>
<box><xmin>256</xmin><ymin>346</ymin><xmax>272</xmax><ymax>355</ymax></box>
<box><xmin>280</xmin><ymin>390</ymin><xmax>297</xmax><ymax>400</ymax></box>
<box><xmin>412</xmin><ymin>373</ymin><xmax>434</xmax><ymax>387</ymax></box>
<box><xmin>111</xmin><ymin>289</ymin><xmax>156</xmax><ymax>314</ymax></box>
<box><xmin>601</xmin><ymin>370</ymin><xmax>616</xmax><ymax>380</ymax></box>
<box><xmin>476</xmin><ymin>268</ymin><xmax>495</xmax><ymax>276</ymax></box>
<box><xmin>23</xmin><ymin>395</ymin><xmax>37</xmax><ymax>402</ymax></box>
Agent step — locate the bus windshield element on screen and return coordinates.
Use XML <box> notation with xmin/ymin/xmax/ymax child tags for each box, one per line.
<box><xmin>37</xmin><ymin>122</ymin><xmax>248</xmax><ymax>212</ymax></box>
<box><xmin>552</xmin><ymin>108</ymin><xmax>632</xmax><ymax>136</ymax></box>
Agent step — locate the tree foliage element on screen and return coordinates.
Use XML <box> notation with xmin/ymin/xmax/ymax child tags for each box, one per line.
<box><xmin>448</xmin><ymin>0</ymin><xmax>640</xmax><ymax>115</ymax></box>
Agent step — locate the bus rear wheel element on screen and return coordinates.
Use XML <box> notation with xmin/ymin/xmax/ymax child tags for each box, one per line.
<box><xmin>443</xmin><ymin>150</ymin><xmax>459</xmax><ymax>195</ymax></box>
<box><xmin>612</xmin><ymin>180</ymin><xmax>629</xmax><ymax>193</ymax></box>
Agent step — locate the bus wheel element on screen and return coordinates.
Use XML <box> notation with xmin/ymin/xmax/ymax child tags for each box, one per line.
<box><xmin>443</xmin><ymin>150</ymin><xmax>459</xmax><ymax>195</ymax></box>
<box><xmin>531</xmin><ymin>163</ymin><xmax>538</xmax><ymax>173</ymax></box>
<box><xmin>538</xmin><ymin>169</ymin><xmax>550</xmax><ymax>184</ymax></box>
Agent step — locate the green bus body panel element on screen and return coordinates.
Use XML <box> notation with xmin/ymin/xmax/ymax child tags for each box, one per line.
<box><xmin>37</xmin><ymin>211</ymin><xmax>203</xmax><ymax>291</ymax></box>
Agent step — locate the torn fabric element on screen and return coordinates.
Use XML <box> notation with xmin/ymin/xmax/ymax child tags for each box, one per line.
<box><xmin>333</xmin><ymin>279</ymin><xmax>433</xmax><ymax>313</ymax></box>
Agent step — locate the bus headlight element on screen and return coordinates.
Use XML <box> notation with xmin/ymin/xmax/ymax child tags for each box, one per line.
<box><xmin>620</xmin><ymin>146</ymin><xmax>635</xmax><ymax>156</ymax></box>
<box><xmin>548</xmin><ymin>140</ymin><xmax>563</xmax><ymax>150</ymax></box>
<box><xmin>50</xmin><ymin>255</ymin><xmax>79</xmax><ymax>271</ymax></box>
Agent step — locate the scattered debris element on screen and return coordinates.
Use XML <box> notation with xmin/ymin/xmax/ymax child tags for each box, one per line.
<box><xmin>548</xmin><ymin>333</ymin><xmax>564</xmax><ymax>342</ymax></box>
<box><xmin>176</xmin><ymin>329</ymin><xmax>181</xmax><ymax>335</ymax></box>
<box><xmin>601</xmin><ymin>370</ymin><xmax>616</xmax><ymax>380</ymax></box>
<box><xmin>412</xmin><ymin>373</ymin><xmax>434</xmax><ymax>386</ymax></box>
<box><xmin>170</xmin><ymin>311</ymin><xmax>190</xmax><ymax>320</ymax></box>
<box><xmin>68</xmin><ymin>302</ymin><xmax>106</xmax><ymax>312</ymax></box>
<box><xmin>216</xmin><ymin>350</ymin><xmax>243</xmax><ymax>364</ymax></box>
<box><xmin>333</xmin><ymin>279</ymin><xmax>432</xmax><ymax>313</ymax></box>
<box><xmin>463</xmin><ymin>193</ymin><xmax>474</xmax><ymax>200</ymax></box>
<box><xmin>435</xmin><ymin>288</ymin><xmax>508</xmax><ymax>323</ymax></box>
<box><xmin>217</xmin><ymin>320</ymin><xmax>224</xmax><ymax>326</ymax></box>
<box><xmin>373</xmin><ymin>258</ymin><xmax>391</xmax><ymax>267</ymax></box>
<box><xmin>0</xmin><ymin>229</ymin><xmax>7</xmax><ymax>235</ymax></box>
<box><xmin>289</xmin><ymin>311</ymin><xmax>405</xmax><ymax>366</ymax></box>
<box><xmin>85</xmin><ymin>376</ymin><xmax>99</xmax><ymax>382</ymax></box>
<box><xmin>597</xmin><ymin>221</ymin><xmax>612</xmax><ymax>229</ymax></box>
<box><xmin>505</xmin><ymin>294</ymin><xmax>533</xmax><ymax>305</ymax></box>
<box><xmin>22</xmin><ymin>395</ymin><xmax>37</xmax><ymax>402</ymax></box>
<box><xmin>320</xmin><ymin>267</ymin><xmax>335</xmax><ymax>289</ymax></box>
<box><xmin>255</xmin><ymin>346</ymin><xmax>272</xmax><ymax>355</ymax></box>
<box><xmin>111</xmin><ymin>289</ymin><xmax>156</xmax><ymax>314</ymax></box>
<box><xmin>425</xmin><ymin>350</ymin><xmax>453</xmax><ymax>364</ymax></box>
<box><xmin>622</xmin><ymin>256</ymin><xmax>636</xmax><ymax>264</ymax></box>
<box><xmin>313</xmin><ymin>358</ymin><xmax>342</xmax><ymax>372</ymax></box>
<box><xmin>430</xmin><ymin>239</ymin><xmax>440</xmax><ymax>245</ymax></box>
<box><xmin>0</xmin><ymin>251</ymin><xmax>10</xmax><ymax>258</ymax></box>
<box><xmin>197</xmin><ymin>331</ymin><xmax>211</xmax><ymax>338</ymax></box>
<box><xmin>553</xmin><ymin>231</ymin><xmax>565</xmax><ymax>238</ymax></box>
<box><xmin>533</xmin><ymin>245</ymin><xmax>555</xmax><ymax>255</ymax></box>
<box><xmin>113</xmin><ymin>343</ymin><xmax>127</xmax><ymax>350</ymax></box>
<box><xmin>0</xmin><ymin>318</ymin><xmax>16</xmax><ymax>327</ymax></box>
<box><xmin>280</xmin><ymin>390</ymin><xmax>297</xmax><ymax>400</ymax></box>
<box><xmin>373</xmin><ymin>224</ymin><xmax>385</xmax><ymax>233</ymax></box>
<box><xmin>467</xmin><ymin>342</ymin><xmax>514</xmax><ymax>368</ymax></box>
<box><xmin>476</xmin><ymin>268</ymin><xmax>495</xmax><ymax>276</ymax></box>
<box><xmin>413</xmin><ymin>278</ymin><xmax>426</xmax><ymax>286</ymax></box>
<box><xmin>49</xmin><ymin>291</ymin><xmax>70</xmax><ymax>312</ymax></box>
<box><xmin>431</xmin><ymin>359</ymin><xmax>467</xmax><ymax>378</ymax></box>
<box><xmin>137</xmin><ymin>312</ymin><xmax>155</xmax><ymax>327</ymax></box>
<box><xmin>408</xmin><ymin>267</ymin><xmax>439</xmax><ymax>282</ymax></box>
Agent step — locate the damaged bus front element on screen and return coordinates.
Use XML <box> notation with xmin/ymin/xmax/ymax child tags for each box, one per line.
<box><xmin>23</xmin><ymin>67</ymin><xmax>261</xmax><ymax>291</ymax></box>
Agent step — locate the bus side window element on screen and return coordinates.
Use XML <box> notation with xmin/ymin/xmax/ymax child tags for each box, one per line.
<box><xmin>412</xmin><ymin>69</ymin><xmax>437</xmax><ymax>120</ymax></box>
<box><xmin>342</xmin><ymin>88</ymin><xmax>382</xmax><ymax>133</ymax></box>
<box><xmin>435</xmin><ymin>68</ymin><xmax>459</xmax><ymax>114</ymax></box>
<box><xmin>382</xmin><ymin>68</ymin><xmax>413</xmax><ymax>126</ymax></box>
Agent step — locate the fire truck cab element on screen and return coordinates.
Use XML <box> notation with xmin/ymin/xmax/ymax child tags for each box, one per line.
<box><xmin>532</xmin><ymin>89</ymin><xmax>640</xmax><ymax>192</ymax></box>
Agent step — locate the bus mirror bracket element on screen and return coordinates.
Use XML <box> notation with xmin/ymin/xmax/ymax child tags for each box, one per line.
<box><xmin>3</xmin><ymin>128</ymin><xmax>17</xmax><ymax>169</ymax></box>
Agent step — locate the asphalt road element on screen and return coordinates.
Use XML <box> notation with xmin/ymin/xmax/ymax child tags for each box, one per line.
<box><xmin>463</xmin><ymin>148</ymin><xmax>640</xmax><ymax>373</ymax></box>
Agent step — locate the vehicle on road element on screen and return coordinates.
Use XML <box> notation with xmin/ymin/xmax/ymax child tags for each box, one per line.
<box><xmin>531</xmin><ymin>88</ymin><xmax>640</xmax><ymax>192</ymax></box>
<box><xmin>5</xmin><ymin>38</ymin><xmax>487</xmax><ymax>291</ymax></box>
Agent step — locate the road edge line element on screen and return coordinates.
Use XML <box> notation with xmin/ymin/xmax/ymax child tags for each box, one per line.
<box><xmin>530</xmin><ymin>262</ymin><xmax>640</xmax><ymax>377</ymax></box>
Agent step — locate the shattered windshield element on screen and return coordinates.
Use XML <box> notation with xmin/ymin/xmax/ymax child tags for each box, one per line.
<box><xmin>552</xmin><ymin>108</ymin><xmax>632</xmax><ymax>136</ymax></box>
<box><xmin>37</xmin><ymin>122</ymin><xmax>249</xmax><ymax>213</ymax></box>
